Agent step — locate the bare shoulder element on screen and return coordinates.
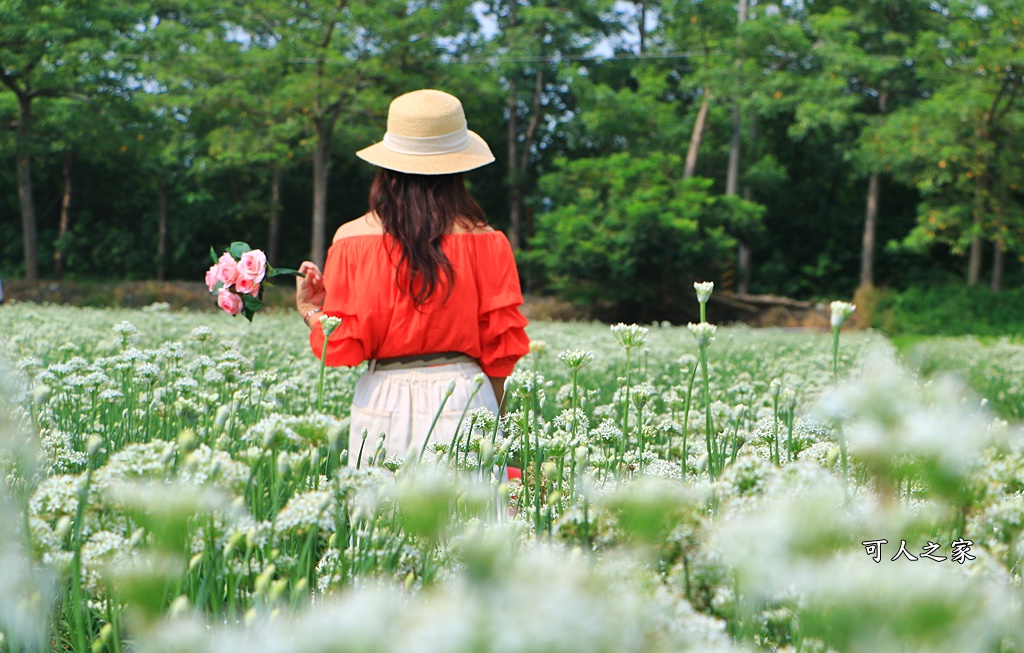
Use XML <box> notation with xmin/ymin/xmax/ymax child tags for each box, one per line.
<box><xmin>450</xmin><ymin>219</ymin><xmax>495</xmax><ymax>234</ymax></box>
<box><xmin>333</xmin><ymin>214</ymin><xmax>384</xmax><ymax>242</ymax></box>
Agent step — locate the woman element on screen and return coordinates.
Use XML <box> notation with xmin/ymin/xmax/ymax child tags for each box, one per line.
<box><xmin>295</xmin><ymin>89</ymin><xmax>530</xmax><ymax>465</ymax></box>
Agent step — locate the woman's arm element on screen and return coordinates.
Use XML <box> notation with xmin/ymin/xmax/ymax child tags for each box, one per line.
<box><xmin>296</xmin><ymin>261</ymin><xmax>326</xmax><ymax>329</ymax></box>
<box><xmin>489</xmin><ymin>376</ymin><xmax>507</xmax><ymax>415</ymax></box>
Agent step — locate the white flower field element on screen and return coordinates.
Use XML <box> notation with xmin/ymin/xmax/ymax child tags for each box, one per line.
<box><xmin>1</xmin><ymin>302</ymin><xmax>1023</xmax><ymax>653</ymax></box>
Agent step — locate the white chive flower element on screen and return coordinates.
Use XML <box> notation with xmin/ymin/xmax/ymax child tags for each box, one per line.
<box><xmin>558</xmin><ymin>349</ymin><xmax>595</xmax><ymax>372</ymax></box>
<box><xmin>610</xmin><ymin>323</ymin><xmax>649</xmax><ymax>350</ymax></box>
<box><xmin>694</xmin><ymin>281</ymin><xmax>714</xmax><ymax>304</ymax></box>
<box><xmin>687</xmin><ymin>322</ymin><xmax>717</xmax><ymax>348</ymax></box>
<box><xmin>320</xmin><ymin>315</ymin><xmax>342</xmax><ymax>337</ymax></box>
<box><xmin>830</xmin><ymin>301</ymin><xmax>856</xmax><ymax>328</ymax></box>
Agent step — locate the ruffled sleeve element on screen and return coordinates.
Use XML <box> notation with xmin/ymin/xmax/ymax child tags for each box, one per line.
<box><xmin>476</xmin><ymin>234</ymin><xmax>530</xmax><ymax>377</ymax></box>
<box><xmin>308</xmin><ymin>310</ymin><xmax>369</xmax><ymax>367</ymax></box>
<box><xmin>308</xmin><ymin>241</ymin><xmax>374</xmax><ymax>367</ymax></box>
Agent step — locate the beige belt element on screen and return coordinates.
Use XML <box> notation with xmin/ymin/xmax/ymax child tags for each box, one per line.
<box><xmin>368</xmin><ymin>351</ymin><xmax>477</xmax><ymax>373</ymax></box>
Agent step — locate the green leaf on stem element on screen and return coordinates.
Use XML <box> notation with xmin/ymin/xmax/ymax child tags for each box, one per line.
<box><xmin>267</xmin><ymin>266</ymin><xmax>303</xmax><ymax>278</ymax></box>
<box><xmin>228</xmin><ymin>241</ymin><xmax>252</xmax><ymax>260</ymax></box>
<box><xmin>242</xmin><ymin>293</ymin><xmax>264</xmax><ymax>313</ymax></box>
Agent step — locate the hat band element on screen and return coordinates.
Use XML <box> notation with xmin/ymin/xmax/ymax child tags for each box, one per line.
<box><xmin>382</xmin><ymin>128</ymin><xmax>471</xmax><ymax>156</ymax></box>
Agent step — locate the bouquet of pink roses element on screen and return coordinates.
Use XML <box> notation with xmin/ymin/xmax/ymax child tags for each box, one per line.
<box><xmin>205</xmin><ymin>242</ymin><xmax>299</xmax><ymax>321</ymax></box>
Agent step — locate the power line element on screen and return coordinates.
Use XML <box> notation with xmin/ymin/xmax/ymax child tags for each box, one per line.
<box><xmin>84</xmin><ymin>48</ymin><xmax>908</xmax><ymax>67</ymax></box>
<box><xmin>290</xmin><ymin>50</ymin><xmax>906</xmax><ymax>65</ymax></box>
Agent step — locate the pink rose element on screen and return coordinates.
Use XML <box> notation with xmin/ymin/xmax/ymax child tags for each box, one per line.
<box><xmin>237</xmin><ymin>250</ymin><xmax>267</xmax><ymax>283</ymax></box>
<box><xmin>216</xmin><ymin>253</ymin><xmax>239</xmax><ymax>287</ymax></box>
<box><xmin>235</xmin><ymin>276</ymin><xmax>260</xmax><ymax>296</ymax></box>
<box><xmin>205</xmin><ymin>264</ymin><xmax>219</xmax><ymax>292</ymax></box>
<box><xmin>217</xmin><ymin>287</ymin><xmax>243</xmax><ymax>315</ymax></box>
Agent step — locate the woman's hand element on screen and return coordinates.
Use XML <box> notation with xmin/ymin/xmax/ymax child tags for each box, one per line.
<box><xmin>296</xmin><ymin>261</ymin><xmax>326</xmax><ymax>311</ymax></box>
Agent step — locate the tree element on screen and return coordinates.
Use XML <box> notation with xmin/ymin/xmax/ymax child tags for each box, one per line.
<box><xmin>529</xmin><ymin>152</ymin><xmax>763</xmax><ymax>320</ymax></box>
<box><xmin>231</xmin><ymin>0</ymin><xmax>479</xmax><ymax>267</ymax></box>
<box><xmin>862</xmin><ymin>0</ymin><xmax>1024</xmax><ymax>289</ymax></box>
<box><xmin>185</xmin><ymin>36</ymin><xmax>305</xmax><ymax>265</ymax></box>
<box><xmin>39</xmin><ymin>97</ymin><xmax>125</xmax><ymax>278</ymax></box>
<box><xmin>659</xmin><ymin>0</ymin><xmax>804</xmax><ymax>292</ymax></box>
<box><xmin>795</xmin><ymin>1</ymin><xmax>941</xmax><ymax>289</ymax></box>
<box><xmin>482</xmin><ymin>0</ymin><xmax>619</xmax><ymax>250</ymax></box>
<box><xmin>0</xmin><ymin>0</ymin><xmax>149</xmax><ymax>280</ymax></box>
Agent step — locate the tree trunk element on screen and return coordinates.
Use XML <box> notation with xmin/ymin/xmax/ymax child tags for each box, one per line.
<box><xmin>737</xmin><ymin>244</ymin><xmax>751</xmax><ymax>294</ymax></box>
<box><xmin>54</xmin><ymin>150</ymin><xmax>75</xmax><ymax>279</ymax></box>
<box><xmin>683</xmin><ymin>91</ymin><xmax>710</xmax><ymax>180</ymax></box>
<box><xmin>505</xmin><ymin>67</ymin><xmax>543</xmax><ymax>253</ymax></box>
<box><xmin>508</xmin><ymin>183</ymin><xmax>523</xmax><ymax>252</ymax></box>
<box><xmin>736</xmin><ymin>115</ymin><xmax>758</xmax><ymax>295</ymax></box>
<box><xmin>269</xmin><ymin>167</ymin><xmax>283</xmax><ymax>265</ymax></box>
<box><xmin>157</xmin><ymin>183</ymin><xmax>169</xmax><ymax>282</ymax></box>
<box><xmin>729</xmin><ymin>110</ymin><xmax>749</xmax><ymax>291</ymax></box>
<box><xmin>637</xmin><ymin>0</ymin><xmax>646</xmax><ymax>55</ymax></box>
<box><xmin>860</xmin><ymin>172</ymin><xmax>880</xmax><ymax>289</ymax></box>
<box><xmin>967</xmin><ymin>235</ymin><xmax>982</xmax><ymax>286</ymax></box>
<box><xmin>16</xmin><ymin>96</ymin><xmax>39</xmax><ymax>281</ymax></box>
<box><xmin>860</xmin><ymin>90</ymin><xmax>887</xmax><ymax>290</ymax></box>
<box><xmin>506</xmin><ymin>76</ymin><xmax>521</xmax><ymax>251</ymax></box>
<box><xmin>504</xmin><ymin>0</ymin><xmax>522</xmax><ymax>252</ymax></box>
<box><xmin>729</xmin><ymin>0</ymin><xmax>747</xmax><ymax>292</ymax></box>
<box><xmin>968</xmin><ymin>176</ymin><xmax>984</xmax><ymax>286</ymax></box>
<box><xmin>991</xmin><ymin>238</ymin><xmax>1003</xmax><ymax>292</ymax></box>
<box><xmin>738</xmin><ymin>185</ymin><xmax>754</xmax><ymax>294</ymax></box>
<box><xmin>312</xmin><ymin>117</ymin><xmax>335</xmax><ymax>267</ymax></box>
<box><xmin>514</xmin><ymin>68</ymin><xmax>544</xmax><ymax>252</ymax></box>
<box><xmin>727</xmin><ymin>0</ymin><xmax>746</xmax><ymax>195</ymax></box>
<box><xmin>726</xmin><ymin>103</ymin><xmax>741</xmax><ymax>197</ymax></box>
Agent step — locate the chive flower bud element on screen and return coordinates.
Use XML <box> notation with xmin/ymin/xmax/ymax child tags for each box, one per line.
<box><xmin>687</xmin><ymin>322</ymin><xmax>717</xmax><ymax>348</ymax></box>
<box><xmin>610</xmin><ymin>323</ymin><xmax>649</xmax><ymax>350</ymax></box>
<box><xmin>319</xmin><ymin>315</ymin><xmax>342</xmax><ymax>337</ymax></box>
<box><xmin>830</xmin><ymin>301</ymin><xmax>856</xmax><ymax>329</ymax></box>
<box><xmin>694</xmin><ymin>281</ymin><xmax>714</xmax><ymax>304</ymax></box>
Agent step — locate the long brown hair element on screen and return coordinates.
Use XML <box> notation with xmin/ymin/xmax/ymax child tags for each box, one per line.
<box><xmin>369</xmin><ymin>168</ymin><xmax>487</xmax><ymax>305</ymax></box>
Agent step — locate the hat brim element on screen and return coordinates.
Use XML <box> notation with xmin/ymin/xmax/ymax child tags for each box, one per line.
<box><xmin>355</xmin><ymin>130</ymin><xmax>495</xmax><ymax>175</ymax></box>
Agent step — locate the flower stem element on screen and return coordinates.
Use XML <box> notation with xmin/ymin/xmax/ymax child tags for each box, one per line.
<box><xmin>681</xmin><ymin>363</ymin><xmax>698</xmax><ymax>478</ymax></box>
<box><xmin>831</xmin><ymin>326</ymin><xmax>840</xmax><ymax>384</ymax></box>
<box><xmin>355</xmin><ymin>428</ymin><xmax>368</xmax><ymax>468</ymax></box>
<box><xmin>317</xmin><ymin>338</ymin><xmax>329</xmax><ymax>412</ymax></box>
<box><xmin>699</xmin><ymin>345</ymin><xmax>714</xmax><ymax>478</ymax></box>
<box><xmin>786</xmin><ymin>409</ymin><xmax>795</xmax><ymax>463</ymax></box>
<box><xmin>70</xmin><ymin>466</ymin><xmax>94</xmax><ymax>653</ymax></box>
<box><xmin>533</xmin><ymin>404</ymin><xmax>543</xmax><ymax>535</ymax></box>
<box><xmin>771</xmin><ymin>395</ymin><xmax>780</xmax><ymax>466</ymax></box>
<box><xmin>570</xmin><ymin>370</ymin><xmax>579</xmax><ymax>440</ymax></box>
<box><xmin>450</xmin><ymin>383</ymin><xmax>482</xmax><ymax>468</ymax></box>
<box><xmin>837</xmin><ymin>423</ymin><xmax>849</xmax><ymax>501</ymax></box>
<box><xmin>418</xmin><ymin>391</ymin><xmax>454</xmax><ymax>464</ymax></box>
<box><xmin>621</xmin><ymin>348</ymin><xmax>632</xmax><ymax>470</ymax></box>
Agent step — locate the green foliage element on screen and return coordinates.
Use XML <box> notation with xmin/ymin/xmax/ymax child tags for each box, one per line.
<box><xmin>860</xmin><ymin>0</ymin><xmax>1024</xmax><ymax>258</ymax></box>
<box><xmin>2</xmin><ymin>0</ymin><xmax>1024</xmax><ymax>298</ymax></box>
<box><xmin>873</xmin><ymin>283</ymin><xmax>1024</xmax><ymax>336</ymax></box>
<box><xmin>528</xmin><ymin>152</ymin><xmax>763</xmax><ymax>316</ymax></box>
<box><xmin>902</xmin><ymin>335</ymin><xmax>1024</xmax><ymax>420</ymax></box>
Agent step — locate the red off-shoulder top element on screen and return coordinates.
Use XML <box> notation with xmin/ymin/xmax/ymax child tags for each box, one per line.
<box><xmin>309</xmin><ymin>230</ymin><xmax>530</xmax><ymax>377</ymax></box>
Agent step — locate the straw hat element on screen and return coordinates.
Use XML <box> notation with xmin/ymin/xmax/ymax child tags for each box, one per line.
<box><xmin>356</xmin><ymin>89</ymin><xmax>494</xmax><ymax>175</ymax></box>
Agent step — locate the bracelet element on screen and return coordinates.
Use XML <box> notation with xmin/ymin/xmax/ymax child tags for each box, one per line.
<box><xmin>303</xmin><ymin>307</ymin><xmax>323</xmax><ymax>327</ymax></box>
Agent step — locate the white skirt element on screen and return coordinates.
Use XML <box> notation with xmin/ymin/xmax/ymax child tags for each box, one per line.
<box><xmin>348</xmin><ymin>361</ymin><xmax>498</xmax><ymax>466</ymax></box>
